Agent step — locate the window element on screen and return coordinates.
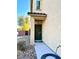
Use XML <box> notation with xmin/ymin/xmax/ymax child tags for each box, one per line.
<box><xmin>36</xmin><ymin>0</ymin><xmax>40</xmax><ymax>10</ymax></box>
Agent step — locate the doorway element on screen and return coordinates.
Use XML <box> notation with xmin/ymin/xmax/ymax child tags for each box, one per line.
<box><xmin>35</xmin><ymin>24</ymin><xmax>42</xmax><ymax>42</ymax></box>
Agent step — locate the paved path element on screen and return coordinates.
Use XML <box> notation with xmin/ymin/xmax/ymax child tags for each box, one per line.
<box><xmin>35</xmin><ymin>42</ymin><xmax>56</xmax><ymax>59</ymax></box>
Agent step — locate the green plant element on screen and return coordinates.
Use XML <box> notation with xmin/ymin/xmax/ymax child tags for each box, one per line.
<box><xmin>18</xmin><ymin>16</ymin><xmax>24</xmax><ymax>26</ymax></box>
<box><xmin>17</xmin><ymin>41</ymin><xmax>26</xmax><ymax>51</ymax></box>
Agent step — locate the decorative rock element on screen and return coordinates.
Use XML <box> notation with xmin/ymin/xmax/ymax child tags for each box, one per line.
<box><xmin>17</xmin><ymin>45</ymin><xmax>37</xmax><ymax>59</ymax></box>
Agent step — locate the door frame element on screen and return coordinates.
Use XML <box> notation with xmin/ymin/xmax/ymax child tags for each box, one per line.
<box><xmin>35</xmin><ymin>24</ymin><xmax>42</xmax><ymax>42</ymax></box>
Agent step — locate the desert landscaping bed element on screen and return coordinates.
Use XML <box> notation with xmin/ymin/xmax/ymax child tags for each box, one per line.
<box><xmin>17</xmin><ymin>45</ymin><xmax>37</xmax><ymax>59</ymax></box>
<box><xmin>17</xmin><ymin>36</ymin><xmax>37</xmax><ymax>59</ymax></box>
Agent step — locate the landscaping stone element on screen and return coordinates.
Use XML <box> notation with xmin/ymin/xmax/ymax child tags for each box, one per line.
<box><xmin>17</xmin><ymin>45</ymin><xmax>37</xmax><ymax>59</ymax></box>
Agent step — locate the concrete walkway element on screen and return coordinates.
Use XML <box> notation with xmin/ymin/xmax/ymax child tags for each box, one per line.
<box><xmin>35</xmin><ymin>42</ymin><xmax>56</xmax><ymax>59</ymax></box>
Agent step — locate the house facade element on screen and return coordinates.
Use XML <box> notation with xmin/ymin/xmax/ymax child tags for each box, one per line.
<box><xmin>28</xmin><ymin>0</ymin><xmax>61</xmax><ymax>56</ymax></box>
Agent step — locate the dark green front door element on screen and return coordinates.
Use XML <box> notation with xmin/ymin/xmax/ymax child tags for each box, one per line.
<box><xmin>35</xmin><ymin>24</ymin><xmax>42</xmax><ymax>42</ymax></box>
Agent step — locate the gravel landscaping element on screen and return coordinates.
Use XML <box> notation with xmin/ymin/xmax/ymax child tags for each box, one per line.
<box><xmin>17</xmin><ymin>45</ymin><xmax>37</xmax><ymax>59</ymax></box>
<box><xmin>17</xmin><ymin>36</ymin><xmax>37</xmax><ymax>59</ymax></box>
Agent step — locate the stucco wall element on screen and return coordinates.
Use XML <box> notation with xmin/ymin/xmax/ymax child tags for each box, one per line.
<box><xmin>30</xmin><ymin>17</ymin><xmax>35</xmax><ymax>45</ymax></box>
<box><xmin>32</xmin><ymin>0</ymin><xmax>61</xmax><ymax>56</ymax></box>
<box><xmin>42</xmin><ymin>0</ymin><xmax>61</xmax><ymax>56</ymax></box>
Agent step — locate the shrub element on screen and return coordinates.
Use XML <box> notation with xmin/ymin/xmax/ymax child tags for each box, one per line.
<box><xmin>17</xmin><ymin>41</ymin><xmax>26</xmax><ymax>51</ymax></box>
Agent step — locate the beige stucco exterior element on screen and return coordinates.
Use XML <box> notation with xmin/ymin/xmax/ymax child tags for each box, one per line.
<box><xmin>30</xmin><ymin>17</ymin><xmax>35</xmax><ymax>45</ymax></box>
<box><xmin>30</xmin><ymin>0</ymin><xmax>61</xmax><ymax>56</ymax></box>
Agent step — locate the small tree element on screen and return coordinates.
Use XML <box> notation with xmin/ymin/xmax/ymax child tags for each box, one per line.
<box><xmin>18</xmin><ymin>16</ymin><xmax>24</xmax><ymax>26</ymax></box>
<box><xmin>22</xmin><ymin>17</ymin><xmax>30</xmax><ymax>31</ymax></box>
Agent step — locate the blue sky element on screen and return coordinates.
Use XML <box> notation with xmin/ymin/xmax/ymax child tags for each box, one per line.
<box><xmin>17</xmin><ymin>0</ymin><xmax>30</xmax><ymax>17</ymax></box>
